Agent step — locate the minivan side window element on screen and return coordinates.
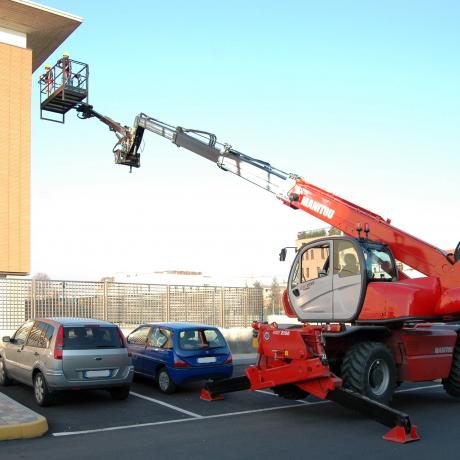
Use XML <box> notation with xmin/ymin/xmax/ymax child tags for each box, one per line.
<box><xmin>127</xmin><ymin>326</ymin><xmax>150</xmax><ymax>345</ymax></box>
<box><xmin>44</xmin><ymin>324</ymin><xmax>55</xmax><ymax>346</ymax></box>
<box><xmin>12</xmin><ymin>321</ymin><xmax>34</xmax><ymax>345</ymax></box>
<box><xmin>26</xmin><ymin>321</ymin><xmax>50</xmax><ymax>348</ymax></box>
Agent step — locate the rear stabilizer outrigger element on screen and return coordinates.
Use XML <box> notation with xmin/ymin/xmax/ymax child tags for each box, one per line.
<box><xmin>201</xmin><ymin>322</ymin><xmax>420</xmax><ymax>444</ymax></box>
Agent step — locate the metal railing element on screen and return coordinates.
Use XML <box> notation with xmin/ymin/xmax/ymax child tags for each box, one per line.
<box><xmin>38</xmin><ymin>58</ymin><xmax>89</xmax><ymax>102</ymax></box>
<box><xmin>0</xmin><ymin>279</ymin><xmax>264</xmax><ymax>331</ymax></box>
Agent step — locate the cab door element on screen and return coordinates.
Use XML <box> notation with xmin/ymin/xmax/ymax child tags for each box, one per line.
<box><xmin>287</xmin><ymin>240</ymin><xmax>333</xmax><ymax>322</ymax></box>
<box><xmin>331</xmin><ymin>238</ymin><xmax>366</xmax><ymax>321</ymax></box>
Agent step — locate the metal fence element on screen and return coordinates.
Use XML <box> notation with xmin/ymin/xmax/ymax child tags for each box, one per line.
<box><xmin>0</xmin><ymin>279</ymin><xmax>264</xmax><ymax>331</ymax></box>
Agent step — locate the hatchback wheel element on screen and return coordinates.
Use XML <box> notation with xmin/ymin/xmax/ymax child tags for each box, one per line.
<box><xmin>34</xmin><ymin>372</ymin><xmax>54</xmax><ymax>406</ymax></box>
<box><xmin>157</xmin><ymin>368</ymin><xmax>176</xmax><ymax>394</ymax></box>
<box><xmin>0</xmin><ymin>360</ymin><xmax>12</xmax><ymax>386</ymax></box>
<box><xmin>109</xmin><ymin>386</ymin><xmax>131</xmax><ymax>400</ymax></box>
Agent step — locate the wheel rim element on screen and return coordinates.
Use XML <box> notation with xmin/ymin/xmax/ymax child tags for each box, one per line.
<box><xmin>35</xmin><ymin>375</ymin><xmax>44</xmax><ymax>403</ymax></box>
<box><xmin>158</xmin><ymin>371</ymin><xmax>169</xmax><ymax>391</ymax></box>
<box><xmin>367</xmin><ymin>359</ymin><xmax>390</xmax><ymax>396</ymax></box>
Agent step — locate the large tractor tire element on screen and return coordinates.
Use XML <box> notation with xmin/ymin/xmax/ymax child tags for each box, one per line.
<box><xmin>341</xmin><ymin>341</ymin><xmax>397</xmax><ymax>405</ymax></box>
<box><xmin>443</xmin><ymin>340</ymin><xmax>460</xmax><ymax>397</ymax></box>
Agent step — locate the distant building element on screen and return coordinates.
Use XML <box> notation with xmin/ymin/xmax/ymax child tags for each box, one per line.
<box><xmin>295</xmin><ymin>227</ymin><xmax>342</xmax><ymax>280</ymax></box>
<box><xmin>112</xmin><ymin>270</ymin><xmax>285</xmax><ymax>288</ymax></box>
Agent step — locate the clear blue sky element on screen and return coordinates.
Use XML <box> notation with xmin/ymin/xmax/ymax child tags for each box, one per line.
<box><xmin>31</xmin><ymin>1</ymin><xmax>460</xmax><ymax>281</ymax></box>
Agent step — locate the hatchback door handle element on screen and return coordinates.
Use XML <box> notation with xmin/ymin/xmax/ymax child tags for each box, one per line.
<box><xmin>34</xmin><ymin>352</ymin><xmax>40</xmax><ymax>356</ymax></box>
<box><xmin>94</xmin><ymin>357</ymin><xmax>102</xmax><ymax>361</ymax></box>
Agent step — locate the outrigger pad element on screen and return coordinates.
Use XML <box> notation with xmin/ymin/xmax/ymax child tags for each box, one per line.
<box><xmin>383</xmin><ymin>425</ymin><xmax>420</xmax><ymax>444</ymax></box>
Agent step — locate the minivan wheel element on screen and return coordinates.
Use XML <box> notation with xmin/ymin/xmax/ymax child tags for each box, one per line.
<box><xmin>34</xmin><ymin>372</ymin><xmax>54</xmax><ymax>406</ymax></box>
<box><xmin>109</xmin><ymin>386</ymin><xmax>131</xmax><ymax>400</ymax></box>
<box><xmin>0</xmin><ymin>360</ymin><xmax>12</xmax><ymax>386</ymax></box>
<box><xmin>157</xmin><ymin>368</ymin><xmax>176</xmax><ymax>394</ymax></box>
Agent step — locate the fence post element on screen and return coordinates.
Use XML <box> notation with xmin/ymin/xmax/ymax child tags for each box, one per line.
<box><xmin>166</xmin><ymin>285</ymin><xmax>171</xmax><ymax>322</ymax></box>
<box><xmin>220</xmin><ymin>287</ymin><xmax>225</xmax><ymax>329</ymax></box>
<box><xmin>31</xmin><ymin>279</ymin><xmax>37</xmax><ymax>319</ymax></box>
<box><xmin>103</xmin><ymin>281</ymin><xmax>108</xmax><ymax>321</ymax></box>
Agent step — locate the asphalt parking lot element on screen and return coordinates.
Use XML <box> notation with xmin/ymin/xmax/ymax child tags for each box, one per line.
<box><xmin>1</xmin><ymin>364</ymin><xmax>460</xmax><ymax>459</ymax></box>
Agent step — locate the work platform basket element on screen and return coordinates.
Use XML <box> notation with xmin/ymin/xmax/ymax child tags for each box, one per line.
<box><xmin>39</xmin><ymin>58</ymin><xmax>89</xmax><ymax>123</ymax></box>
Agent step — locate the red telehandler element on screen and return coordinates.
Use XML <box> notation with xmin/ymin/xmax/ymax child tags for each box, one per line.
<box><xmin>71</xmin><ymin>103</ymin><xmax>460</xmax><ymax>443</ymax></box>
<box><xmin>40</xmin><ymin>69</ymin><xmax>460</xmax><ymax>442</ymax></box>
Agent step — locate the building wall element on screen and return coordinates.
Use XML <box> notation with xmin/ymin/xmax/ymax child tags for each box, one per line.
<box><xmin>0</xmin><ymin>42</ymin><xmax>31</xmax><ymax>275</ymax></box>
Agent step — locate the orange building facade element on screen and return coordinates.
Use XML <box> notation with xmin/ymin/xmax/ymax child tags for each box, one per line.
<box><xmin>0</xmin><ymin>0</ymin><xmax>81</xmax><ymax>276</ymax></box>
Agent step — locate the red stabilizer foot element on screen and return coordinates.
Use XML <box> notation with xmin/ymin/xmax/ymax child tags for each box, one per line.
<box><xmin>383</xmin><ymin>425</ymin><xmax>420</xmax><ymax>444</ymax></box>
<box><xmin>200</xmin><ymin>389</ymin><xmax>224</xmax><ymax>401</ymax></box>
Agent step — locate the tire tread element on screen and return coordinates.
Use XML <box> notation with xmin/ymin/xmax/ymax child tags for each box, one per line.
<box><xmin>443</xmin><ymin>341</ymin><xmax>460</xmax><ymax>397</ymax></box>
<box><xmin>341</xmin><ymin>341</ymin><xmax>396</xmax><ymax>404</ymax></box>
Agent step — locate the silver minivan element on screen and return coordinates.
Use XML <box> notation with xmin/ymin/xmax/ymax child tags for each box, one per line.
<box><xmin>0</xmin><ymin>318</ymin><xmax>133</xmax><ymax>406</ymax></box>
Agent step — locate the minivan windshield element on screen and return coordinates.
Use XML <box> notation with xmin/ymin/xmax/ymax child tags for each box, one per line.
<box><xmin>179</xmin><ymin>329</ymin><xmax>226</xmax><ymax>350</ymax></box>
<box><xmin>63</xmin><ymin>326</ymin><xmax>123</xmax><ymax>350</ymax></box>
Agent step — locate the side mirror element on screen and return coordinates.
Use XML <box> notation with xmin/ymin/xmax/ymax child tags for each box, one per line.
<box><xmin>279</xmin><ymin>248</ymin><xmax>287</xmax><ymax>262</ymax></box>
<box><xmin>2</xmin><ymin>336</ymin><xmax>11</xmax><ymax>343</ymax></box>
<box><xmin>318</xmin><ymin>269</ymin><xmax>327</xmax><ymax>278</ymax></box>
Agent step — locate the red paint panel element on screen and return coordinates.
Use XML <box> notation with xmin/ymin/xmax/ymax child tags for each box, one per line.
<box><xmin>387</xmin><ymin>327</ymin><xmax>457</xmax><ymax>381</ymax></box>
<box><xmin>359</xmin><ymin>277</ymin><xmax>440</xmax><ymax>320</ymax></box>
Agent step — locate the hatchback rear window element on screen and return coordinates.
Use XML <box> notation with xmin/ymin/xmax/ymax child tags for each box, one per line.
<box><xmin>179</xmin><ymin>329</ymin><xmax>226</xmax><ymax>350</ymax></box>
<box><xmin>63</xmin><ymin>326</ymin><xmax>122</xmax><ymax>350</ymax></box>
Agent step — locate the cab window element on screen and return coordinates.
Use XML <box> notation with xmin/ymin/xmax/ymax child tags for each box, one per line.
<box><xmin>363</xmin><ymin>245</ymin><xmax>397</xmax><ymax>281</ymax></box>
<box><xmin>291</xmin><ymin>243</ymin><xmax>330</xmax><ymax>288</ymax></box>
<box><xmin>333</xmin><ymin>240</ymin><xmax>361</xmax><ymax>278</ymax></box>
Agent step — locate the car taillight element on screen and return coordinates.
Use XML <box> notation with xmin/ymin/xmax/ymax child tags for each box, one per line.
<box><xmin>173</xmin><ymin>358</ymin><xmax>191</xmax><ymax>368</ymax></box>
<box><xmin>54</xmin><ymin>325</ymin><xmax>64</xmax><ymax>360</ymax></box>
<box><xmin>117</xmin><ymin>327</ymin><xmax>131</xmax><ymax>357</ymax></box>
<box><xmin>225</xmin><ymin>355</ymin><xmax>233</xmax><ymax>364</ymax></box>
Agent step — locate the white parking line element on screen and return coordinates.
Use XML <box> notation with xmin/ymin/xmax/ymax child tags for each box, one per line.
<box><xmin>129</xmin><ymin>391</ymin><xmax>202</xmax><ymax>418</ymax></box>
<box><xmin>255</xmin><ymin>389</ymin><xmax>277</xmax><ymax>397</ymax></box>
<box><xmin>52</xmin><ymin>402</ymin><xmax>310</xmax><ymax>437</ymax></box>
<box><xmin>396</xmin><ymin>384</ymin><xmax>442</xmax><ymax>394</ymax></box>
<box><xmin>52</xmin><ymin>384</ymin><xmax>445</xmax><ymax>437</ymax></box>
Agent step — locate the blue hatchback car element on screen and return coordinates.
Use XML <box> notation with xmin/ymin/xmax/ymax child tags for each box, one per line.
<box><xmin>127</xmin><ymin>323</ymin><xmax>233</xmax><ymax>393</ymax></box>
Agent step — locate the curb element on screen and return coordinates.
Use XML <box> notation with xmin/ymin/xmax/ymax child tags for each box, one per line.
<box><xmin>0</xmin><ymin>392</ymin><xmax>48</xmax><ymax>441</ymax></box>
<box><xmin>0</xmin><ymin>416</ymin><xmax>48</xmax><ymax>441</ymax></box>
